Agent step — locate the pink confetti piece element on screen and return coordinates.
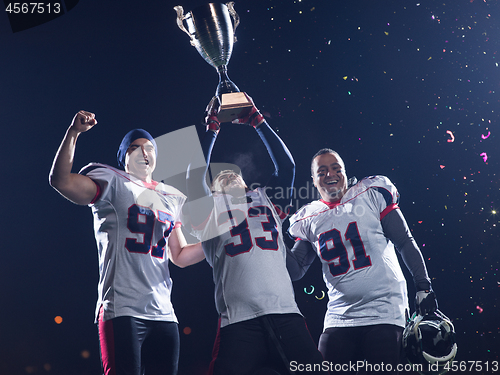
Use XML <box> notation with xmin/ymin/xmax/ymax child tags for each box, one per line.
<box><xmin>480</xmin><ymin>152</ymin><xmax>488</xmax><ymax>162</ymax></box>
<box><xmin>446</xmin><ymin>130</ymin><xmax>455</xmax><ymax>142</ymax></box>
<box><xmin>440</xmin><ymin>165</ymin><xmax>445</xmax><ymax>169</ymax></box>
<box><xmin>481</xmin><ymin>131</ymin><xmax>491</xmax><ymax>139</ymax></box>
<box><xmin>476</xmin><ymin>305</ymin><xmax>484</xmax><ymax>313</ymax></box>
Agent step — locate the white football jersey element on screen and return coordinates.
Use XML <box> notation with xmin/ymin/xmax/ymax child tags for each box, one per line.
<box><xmin>289</xmin><ymin>176</ymin><xmax>409</xmax><ymax>329</ymax></box>
<box><xmin>79</xmin><ymin>163</ymin><xmax>185</xmax><ymax>323</ymax></box>
<box><xmin>192</xmin><ymin>187</ymin><xmax>301</xmax><ymax>328</ymax></box>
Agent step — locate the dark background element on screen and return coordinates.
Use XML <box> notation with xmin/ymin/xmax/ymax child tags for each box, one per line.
<box><xmin>0</xmin><ymin>0</ymin><xmax>498</xmax><ymax>374</ymax></box>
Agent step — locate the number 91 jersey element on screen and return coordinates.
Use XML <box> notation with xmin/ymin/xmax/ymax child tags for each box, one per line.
<box><xmin>192</xmin><ymin>187</ymin><xmax>301</xmax><ymax>328</ymax></box>
<box><xmin>288</xmin><ymin>176</ymin><xmax>409</xmax><ymax>329</ymax></box>
<box><xmin>79</xmin><ymin>163</ymin><xmax>185</xmax><ymax>323</ymax></box>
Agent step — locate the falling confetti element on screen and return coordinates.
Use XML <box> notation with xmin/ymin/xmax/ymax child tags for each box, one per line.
<box><xmin>315</xmin><ymin>291</ymin><xmax>326</xmax><ymax>300</ymax></box>
<box><xmin>304</xmin><ymin>285</ymin><xmax>314</xmax><ymax>294</ymax></box>
<box><xmin>3</xmin><ymin>1</ymin><xmax>499</xmax><ymax>368</ymax></box>
<box><xmin>446</xmin><ymin>130</ymin><xmax>455</xmax><ymax>142</ymax></box>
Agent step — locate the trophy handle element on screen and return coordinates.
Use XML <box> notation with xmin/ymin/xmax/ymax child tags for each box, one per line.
<box><xmin>226</xmin><ymin>2</ymin><xmax>240</xmax><ymax>43</ymax></box>
<box><xmin>174</xmin><ymin>5</ymin><xmax>196</xmax><ymax>46</ymax></box>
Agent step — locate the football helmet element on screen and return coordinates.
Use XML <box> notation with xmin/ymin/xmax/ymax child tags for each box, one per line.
<box><xmin>402</xmin><ymin>310</ymin><xmax>458</xmax><ymax>375</ymax></box>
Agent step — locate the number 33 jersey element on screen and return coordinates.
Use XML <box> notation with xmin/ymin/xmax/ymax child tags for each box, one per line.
<box><xmin>288</xmin><ymin>176</ymin><xmax>409</xmax><ymax>329</ymax></box>
<box><xmin>79</xmin><ymin>163</ymin><xmax>186</xmax><ymax>323</ymax></box>
<box><xmin>192</xmin><ymin>187</ymin><xmax>301</xmax><ymax>328</ymax></box>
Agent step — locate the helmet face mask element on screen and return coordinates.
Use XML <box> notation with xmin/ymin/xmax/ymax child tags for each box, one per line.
<box><xmin>402</xmin><ymin>310</ymin><xmax>458</xmax><ymax>375</ymax></box>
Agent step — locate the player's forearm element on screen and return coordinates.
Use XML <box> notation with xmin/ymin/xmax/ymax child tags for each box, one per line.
<box><xmin>382</xmin><ymin>209</ymin><xmax>431</xmax><ymax>290</ymax></box>
<box><xmin>49</xmin><ymin>126</ymin><xmax>81</xmax><ymax>189</ymax></box>
<box><xmin>171</xmin><ymin>243</ymin><xmax>205</xmax><ymax>268</ymax></box>
<box><xmin>186</xmin><ymin>130</ymin><xmax>217</xmax><ymax>226</ymax></box>
<box><xmin>168</xmin><ymin>229</ymin><xmax>205</xmax><ymax>267</ymax></box>
<box><xmin>49</xmin><ymin>127</ymin><xmax>98</xmax><ymax>205</ymax></box>
<box><xmin>286</xmin><ymin>239</ymin><xmax>316</xmax><ymax>281</ymax></box>
<box><xmin>256</xmin><ymin>122</ymin><xmax>295</xmax><ymax>183</ymax></box>
<box><xmin>186</xmin><ymin>130</ymin><xmax>216</xmax><ymax>200</ymax></box>
<box><xmin>256</xmin><ymin>122</ymin><xmax>295</xmax><ymax>212</ymax></box>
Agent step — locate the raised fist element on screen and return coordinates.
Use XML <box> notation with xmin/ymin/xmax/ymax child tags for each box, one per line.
<box><xmin>70</xmin><ymin>110</ymin><xmax>97</xmax><ymax>134</ymax></box>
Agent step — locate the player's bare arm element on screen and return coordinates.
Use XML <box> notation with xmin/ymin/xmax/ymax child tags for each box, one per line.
<box><xmin>49</xmin><ymin>110</ymin><xmax>99</xmax><ymax>205</ymax></box>
<box><xmin>167</xmin><ymin>227</ymin><xmax>205</xmax><ymax>268</ymax></box>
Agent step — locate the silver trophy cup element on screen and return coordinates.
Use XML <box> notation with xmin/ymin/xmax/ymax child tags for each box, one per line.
<box><xmin>174</xmin><ymin>2</ymin><xmax>252</xmax><ymax>122</ymax></box>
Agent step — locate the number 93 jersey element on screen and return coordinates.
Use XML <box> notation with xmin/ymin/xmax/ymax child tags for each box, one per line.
<box><xmin>288</xmin><ymin>176</ymin><xmax>409</xmax><ymax>329</ymax></box>
<box><xmin>79</xmin><ymin>163</ymin><xmax>186</xmax><ymax>323</ymax></box>
<box><xmin>192</xmin><ymin>187</ymin><xmax>301</xmax><ymax>328</ymax></box>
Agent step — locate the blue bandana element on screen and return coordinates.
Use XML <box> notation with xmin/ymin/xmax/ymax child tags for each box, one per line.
<box><xmin>117</xmin><ymin>129</ymin><xmax>157</xmax><ymax>168</ymax></box>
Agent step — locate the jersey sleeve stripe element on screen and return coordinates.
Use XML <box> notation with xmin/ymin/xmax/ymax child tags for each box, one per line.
<box><xmin>373</xmin><ymin>186</ymin><xmax>397</xmax><ymax>207</ymax></box>
<box><xmin>89</xmin><ymin>179</ymin><xmax>102</xmax><ymax>204</ymax></box>
<box><xmin>273</xmin><ymin>203</ymin><xmax>288</xmax><ymax>220</ymax></box>
<box><xmin>380</xmin><ymin>203</ymin><xmax>399</xmax><ymax>220</ymax></box>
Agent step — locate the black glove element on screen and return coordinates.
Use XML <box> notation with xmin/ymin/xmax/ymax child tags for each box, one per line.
<box><xmin>415</xmin><ymin>289</ymin><xmax>438</xmax><ymax>316</ymax></box>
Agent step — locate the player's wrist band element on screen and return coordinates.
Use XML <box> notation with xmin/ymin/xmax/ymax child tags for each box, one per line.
<box><xmin>207</xmin><ymin>120</ymin><xmax>220</xmax><ymax>133</ymax></box>
<box><xmin>206</xmin><ymin>114</ymin><xmax>221</xmax><ymax>133</ymax></box>
<box><xmin>249</xmin><ymin>110</ymin><xmax>264</xmax><ymax>128</ymax></box>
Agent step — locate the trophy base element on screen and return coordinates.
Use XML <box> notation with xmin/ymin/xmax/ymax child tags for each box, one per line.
<box><xmin>217</xmin><ymin>92</ymin><xmax>253</xmax><ymax>123</ymax></box>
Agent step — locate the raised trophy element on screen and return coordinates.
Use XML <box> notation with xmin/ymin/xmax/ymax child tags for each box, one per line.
<box><xmin>174</xmin><ymin>2</ymin><xmax>252</xmax><ymax>122</ymax></box>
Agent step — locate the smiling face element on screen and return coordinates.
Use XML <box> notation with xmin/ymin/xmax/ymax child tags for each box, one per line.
<box><xmin>311</xmin><ymin>152</ymin><xmax>348</xmax><ymax>203</ymax></box>
<box><xmin>124</xmin><ymin>138</ymin><xmax>156</xmax><ymax>182</ymax></box>
<box><xmin>211</xmin><ymin>170</ymin><xmax>248</xmax><ymax>197</ymax></box>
